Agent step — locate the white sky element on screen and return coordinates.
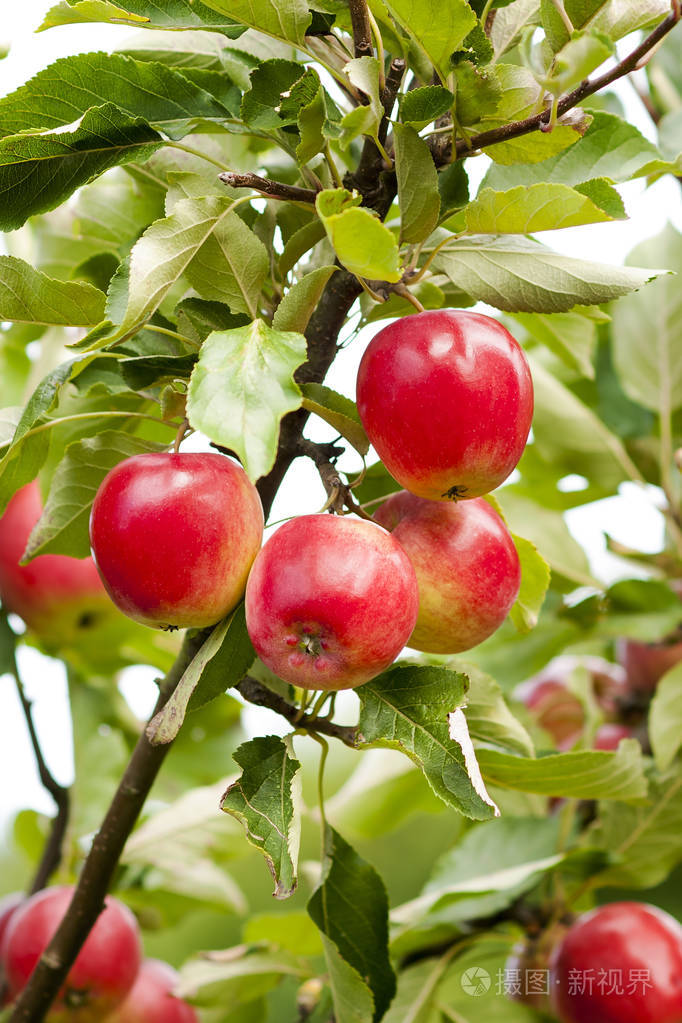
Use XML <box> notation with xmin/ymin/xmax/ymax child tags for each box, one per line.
<box><xmin>0</xmin><ymin>1</ymin><xmax>680</xmax><ymax>831</ymax></box>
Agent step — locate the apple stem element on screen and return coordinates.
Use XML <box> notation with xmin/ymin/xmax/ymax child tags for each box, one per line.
<box><xmin>173</xmin><ymin>418</ymin><xmax>189</xmax><ymax>455</ymax></box>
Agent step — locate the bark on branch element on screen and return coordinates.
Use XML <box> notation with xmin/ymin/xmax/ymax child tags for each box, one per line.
<box><xmin>235</xmin><ymin>676</ymin><xmax>358</xmax><ymax>746</ymax></box>
<box><xmin>219</xmin><ymin>172</ymin><xmax>319</xmax><ymax>204</ymax></box>
<box><xmin>348</xmin><ymin>0</ymin><xmax>373</xmax><ymax>58</ymax></box>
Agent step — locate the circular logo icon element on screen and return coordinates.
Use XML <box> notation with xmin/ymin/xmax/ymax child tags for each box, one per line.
<box><xmin>460</xmin><ymin>966</ymin><xmax>491</xmax><ymax>997</ymax></box>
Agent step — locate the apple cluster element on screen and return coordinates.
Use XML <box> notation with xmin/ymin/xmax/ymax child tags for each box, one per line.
<box><xmin>0</xmin><ymin>309</ymin><xmax>534</xmax><ymax>692</ymax></box>
<box><xmin>0</xmin><ymin>886</ymin><xmax>197</xmax><ymax>1020</ymax></box>
<box><xmin>509</xmin><ymin>900</ymin><xmax>682</xmax><ymax>1023</ymax></box>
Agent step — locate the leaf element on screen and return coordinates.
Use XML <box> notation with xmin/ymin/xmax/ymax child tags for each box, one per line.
<box><xmin>187</xmin><ymin>320</ymin><xmax>307</xmax><ymax>481</ymax></box>
<box><xmin>308</xmin><ymin>826</ymin><xmax>395</xmax><ymax>1023</ymax></box>
<box><xmin>433</xmin><ymin>234</ymin><xmax>664</xmax><ymax>313</ymax></box>
<box><xmin>491</xmin><ymin>0</ymin><xmax>541</xmax><ymax>58</ymax></box>
<box><xmin>23</xmin><ymin>432</ymin><xmax>166</xmax><ymax>560</ymax></box>
<box><xmin>649</xmin><ymin>663</ymin><xmax>682</xmax><ymax>772</ymax></box>
<box><xmin>464</xmin><ymin>181</ymin><xmax>624</xmax><ymax>234</ymax></box>
<box><xmin>272</xmin><ymin>266</ymin><xmax>338</xmax><ymax>333</ymax></box>
<box><xmin>337</xmin><ymin>57</ymin><xmax>384</xmax><ymax>149</ymax></box>
<box><xmin>40</xmin><ymin>0</ymin><xmax>246</xmax><ymax>33</ymax></box>
<box><xmin>357</xmin><ymin>664</ymin><xmax>498</xmax><ymax>820</ymax></box>
<box><xmin>509</xmin><ymin>533</ymin><xmax>551</xmax><ymax>633</ymax></box>
<box><xmin>147</xmin><ymin>606</ymin><xmax>255</xmax><ymax>746</ymax></box>
<box><xmin>394</xmin><ymin>125</ymin><xmax>440</xmax><ymax>245</ymax></box>
<box><xmin>0</xmin><ymin>257</ymin><xmax>105</xmax><ymax>326</ymax></box>
<box><xmin>280</xmin><ymin>219</ymin><xmax>327</xmax><ymax>277</ymax></box>
<box><xmin>398</xmin><ymin>86</ymin><xmax>454</xmax><ymax>129</ymax></box>
<box><xmin>176</xmin><ymin>298</ymin><xmax>249</xmax><ymax>344</ymax></box>
<box><xmin>197</xmin><ymin>0</ymin><xmax>311</xmax><ymax>45</ymax></box>
<box><xmin>117</xmin><ymin>28</ymin><xmax>239</xmax><ymax>69</ymax></box>
<box><xmin>0</xmin><ymin>53</ymin><xmax>232</xmax><ymax>142</ymax></box>
<box><xmin>300</xmin><ymin>383</ymin><xmax>370</xmax><ymax>456</ymax></box>
<box><xmin>221</xmin><ymin>735</ymin><xmax>302</xmax><ymax>898</ymax></box>
<box><xmin>0</xmin><ymin>104</ymin><xmax>163</xmax><ymax>232</ymax></box>
<box><xmin>120</xmin><ymin>354</ymin><xmax>197</xmax><ymax>389</ymax></box>
<box><xmin>382</xmin><ymin>0</ymin><xmax>477</xmax><ymax>83</ymax></box>
<box><xmin>510</xmin><ymin>308</ymin><xmax>602</xmax><ymax>379</ymax></box>
<box><xmin>316</xmin><ymin>189</ymin><xmax>401</xmax><ymax>283</ymax></box>
<box><xmin>611</xmin><ymin>223</ymin><xmax>682</xmax><ymax>414</ymax></box>
<box><xmin>477</xmin><ymin>740</ymin><xmax>648</xmax><ymax>800</ymax></box>
<box><xmin>176</xmin><ymin>950</ymin><xmax>305</xmax><ymax>1011</ymax></box>
<box><xmin>381</xmin><ymin>957</ymin><xmax>448</xmax><ymax>1023</ymax></box>
<box><xmin>241</xmin><ymin>59</ymin><xmax>308</xmax><ymax>130</ymax></box>
<box><xmin>457</xmin><ymin>661</ymin><xmax>534</xmax><ymax>757</ymax></box>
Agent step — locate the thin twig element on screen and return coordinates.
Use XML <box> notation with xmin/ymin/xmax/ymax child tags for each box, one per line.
<box><xmin>348</xmin><ymin>0</ymin><xmax>373</xmax><ymax>58</ymax></box>
<box><xmin>235</xmin><ymin>676</ymin><xmax>358</xmax><ymax>747</ymax></box>
<box><xmin>218</xmin><ymin>172</ymin><xmax>319</xmax><ymax>204</ymax></box>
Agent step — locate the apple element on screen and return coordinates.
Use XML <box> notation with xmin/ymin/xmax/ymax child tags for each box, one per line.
<box><xmin>245</xmin><ymin>514</ymin><xmax>419</xmax><ymax>690</ymax></box>
<box><xmin>356</xmin><ymin>310</ymin><xmax>533</xmax><ymax>501</ymax></box>
<box><xmin>0</xmin><ymin>481</ymin><xmax>118</xmax><ymax>651</ymax></box>
<box><xmin>616</xmin><ymin>636</ymin><xmax>682</xmax><ymax>695</ymax></box>
<box><xmin>0</xmin><ymin>893</ymin><xmax>22</xmax><ymax>1007</ymax></box>
<box><xmin>593</xmin><ymin>723</ymin><xmax>634</xmax><ymax>750</ymax></box>
<box><xmin>515</xmin><ymin>670</ymin><xmax>584</xmax><ymax>746</ymax></box>
<box><xmin>104</xmin><ymin>959</ymin><xmax>198</xmax><ymax>1023</ymax></box>
<box><xmin>0</xmin><ymin>886</ymin><xmax>141</xmax><ymax>1021</ymax></box>
<box><xmin>550</xmin><ymin>901</ymin><xmax>682</xmax><ymax>1023</ymax></box>
<box><xmin>89</xmin><ymin>452</ymin><xmax>264</xmax><ymax>629</ymax></box>
<box><xmin>373</xmin><ymin>492</ymin><xmax>520</xmax><ymax>653</ymax></box>
<box><xmin>505</xmin><ymin>921</ymin><xmax>569</xmax><ymax>1011</ymax></box>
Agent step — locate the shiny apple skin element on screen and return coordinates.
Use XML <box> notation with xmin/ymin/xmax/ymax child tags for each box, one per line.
<box><xmin>356</xmin><ymin>310</ymin><xmax>533</xmax><ymax>501</ymax></box>
<box><xmin>89</xmin><ymin>452</ymin><xmax>264</xmax><ymax>629</ymax></box>
<box><xmin>0</xmin><ymin>893</ymin><xmax>22</xmax><ymax>1007</ymax></box>
<box><xmin>1</xmin><ymin>886</ymin><xmax>141</xmax><ymax>1021</ymax></box>
<box><xmin>616</xmin><ymin>637</ymin><xmax>682</xmax><ymax>695</ymax></box>
<box><xmin>104</xmin><ymin>959</ymin><xmax>198</xmax><ymax>1023</ymax></box>
<box><xmin>0</xmin><ymin>482</ymin><xmax>116</xmax><ymax>649</ymax></box>
<box><xmin>374</xmin><ymin>492</ymin><xmax>520</xmax><ymax>654</ymax></box>
<box><xmin>245</xmin><ymin>515</ymin><xmax>419</xmax><ymax>691</ymax></box>
<box><xmin>551</xmin><ymin>902</ymin><xmax>682</xmax><ymax>1023</ymax></box>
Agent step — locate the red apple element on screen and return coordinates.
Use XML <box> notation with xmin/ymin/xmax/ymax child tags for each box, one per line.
<box><xmin>0</xmin><ymin>482</ymin><xmax>117</xmax><ymax>650</ymax></box>
<box><xmin>515</xmin><ymin>670</ymin><xmax>584</xmax><ymax>746</ymax></box>
<box><xmin>104</xmin><ymin>959</ymin><xmax>198</xmax><ymax>1023</ymax></box>
<box><xmin>89</xmin><ymin>452</ymin><xmax>264</xmax><ymax>629</ymax></box>
<box><xmin>245</xmin><ymin>514</ymin><xmax>419</xmax><ymax>690</ymax></box>
<box><xmin>550</xmin><ymin>902</ymin><xmax>682</xmax><ymax>1023</ymax></box>
<box><xmin>593</xmin><ymin>723</ymin><xmax>634</xmax><ymax>750</ymax></box>
<box><xmin>0</xmin><ymin>886</ymin><xmax>141</xmax><ymax>1021</ymax></box>
<box><xmin>616</xmin><ymin>636</ymin><xmax>682</xmax><ymax>695</ymax></box>
<box><xmin>373</xmin><ymin>492</ymin><xmax>520</xmax><ymax>653</ymax></box>
<box><xmin>356</xmin><ymin>310</ymin><xmax>533</xmax><ymax>501</ymax></box>
<box><xmin>0</xmin><ymin>893</ymin><xmax>22</xmax><ymax>1007</ymax></box>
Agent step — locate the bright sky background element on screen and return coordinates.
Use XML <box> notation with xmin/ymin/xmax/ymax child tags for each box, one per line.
<box><xmin>0</xmin><ymin>0</ymin><xmax>680</xmax><ymax>834</ymax></box>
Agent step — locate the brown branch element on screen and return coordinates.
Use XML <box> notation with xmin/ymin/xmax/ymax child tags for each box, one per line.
<box><xmin>353</xmin><ymin>56</ymin><xmax>405</xmax><ymax>200</ymax></box>
<box><xmin>453</xmin><ymin>4</ymin><xmax>682</xmax><ymax>160</ymax></box>
<box><xmin>348</xmin><ymin>0</ymin><xmax>372</xmax><ymax>58</ymax></box>
<box><xmin>219</xmin><ymin>172</ymin><xmax>319</xmax><ymax>204</ymax></box>
<box><xmin>235</xmin><ymin>676</ymin><xmax>358</xmax><ymax>746</ymax></box>
<box><xmin>8</xmin><ymin>630</ymin><xmax>207</xmax><ymax>1023</ymax></box>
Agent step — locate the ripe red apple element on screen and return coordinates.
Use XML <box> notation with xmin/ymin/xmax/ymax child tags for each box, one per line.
<box><xmin>0</xmin><ymin>481</ymin><xmax>117</xmax><ymax>650</ymax></box>
<box><xmin>104</xmin><ymin>959</ymin><xmax>198</xmax><ymax>1023</ymax></box>
<box><xmin>550</xmin><ymin>902</ymin><xmax>682</xmax><ymax>1023</ymax></box>
<box><xmin>245</xmin><ymin>514</ymin><xmax>419</xmax><ymax>690</ymax></box>
<box><xmin>89</xmin><ymin>452</ymin><xmax>264</xmax><ymax>629</ymax></box>
<box><xmin>373</xmin><ymin>492</ymin><xmax>520</xmax><ymax>653</ymax></box>
<box><xmin>356</xmin><ymin>310</ymin><xmax>533</xmax><ymax>501</ymax></box>
<box><xmin>514</xmin><ymin>668</ymin><xmax>584</xmax><ymax>746</ymax></box>
<box><xmin>593</xmin><ymin>723</ymin><xmax>634</xmax><ymax>750</ymax></box>
<box><xmin>616</xmin><ymin>636</ymin><xmax>682</xmax><ymax>695</ymax></box>
<box><xmin>0</xmin><ymin>893</ymin><xmax>22</xmax><ymax>1007</ymax></box>
<box><xmin>0</xmin><ymin>886</ymin><xmax>141</xmax><ymax>1021</ymax></box>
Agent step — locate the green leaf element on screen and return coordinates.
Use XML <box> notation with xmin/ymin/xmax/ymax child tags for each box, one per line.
<box><xmin>491</xmin><ymin>0</ymin><xmax>543</xmax><ymax>59</ymax></box>
<box><xmin>0</xmin><ymin>53</ymin><xmax>231</xmax><ymax>142</ymax></box>
<box><xmin>197</xmin><ymin>0</ymin><xmax>311</xmax><ymax>45</ymax></box>
<box><xmin>120</xmin><ymin>354</ymin><xmax>197</xmax><ymax>389</ymax></box>
<box><xmin>23</xmin><ymin>432</ymin><xmax>166</xmax><ymax>560</ymax></box>
<box><xmin>539</xmin><ymin>29</ymin><xmax>615</xmax><ymax>96</ymax></box>
<box><xmin>40</xmin><ymin>0</ymin><xmax>246</xmax><ymax>33</ymax></box>
<box><xmin>300</xmin><ymin>383</ymin><xmax>369</xmax><ymax>456</ymax></box>
<box><xmin>187</xmin><ymin>319</ymin><xmax>307</xmax><ymax>481</ymax></box>
<box><xmin>296</xmin><ymin>78</ymin><xmax>327</xmax><ymax>163</ymax></box>
<box><xmin>177</xmin><ymin>949</ymin><xmax>307</xmax><ymax>1008</ymax></box>
<box><xmin>221</xmin><ymin>735</ymin><xmax>302</xmax><ymax>899</ymax></box>
<box><xmin>117</xmin><ymin>28</ymin><xmax>239</xmax><ymax>69</ymax></box>
<box><xmin>509</xmin><ymin>308</ymin><xmax>602</xmax><ymax>379</ymax></box>
<box><xmin>381</xmin><ymin>957</ymin><xmax>447</xmax><ymax>1023</ymax></box>
<box><xmin>394</xmin><ymin>124</ymin><xmax>440</xmax><ymax>245</ymax></box>
<box><xmin>649</xmin><ymin>663</ymin><xmax>682</xmax><ymax>772</ymax></box>
<box><xmin>0</xmin><ymin>105</ymin><xmax>163</xmax><ymax>232</ymax></box>
<box><xmin>509</xmin><ymin>533</ymin><xmax>551</xmax><ymax>633</ymax></box>
<box><xmin>241</xmin><ymin>59</ymin><xmax>307</xmax><ymax>130</ymax></box>
<box><xmin>280</xmin><ymin>219</ymin><xmax>327</xmax><ymax>277</ymax></box>
<box><xmin>316</xmin><ymin>189</ymin><xmax>401</xmax><ymax>283</ymax></box>
<box><xmin>382</xmin><ymin>0</ymin><xmax>477</xmax><ymax>83</ymax></box>
<box><xmin>147</xmin><ymin>606</ymin><xmax>255</xmax><ymax>745</ymax></box>
<box><xmin>308</xmin><ymin>826</ymin><xmax>395</xmax><ymax>1023</ymax></box>
<box><xmin>176</xmin><ymin>298</ymin><xmax>249</xmax><ymax>344</ymax></box>
<box><xmin>477</xmin><ymin>740</ymin><xmax>648</xmax><ymax>800</ymax></box>
<box><xmin>611</xmin><ymin>223</ymin><xmax>682</xmax><ymax>414</ymax></box>
<box><xmin>453</xmin><ymin>63</ymin><xmax>502</xmax><ymax>126</ymax></box>
<box><xmin>0</xmin><ymin>257</ymin><xmax>105</xmax><ymax>326</ymax></box>
<box><xmin>337</xmin><ymin>57</ymin><xmax>384</xmax><ymax>149</ymax></box>
<box><xmin>456</xmin><ymin>662</ymin><xmax>534</xmax><ymax>757</ymax></box>
<box><xmin>433</xmin><ymin>234</ymin><xmax>663</xmax><ymax>313</ymax></box>
<box><xmin>464</xmin><ymin>181</ymin><xmax>624</xmax><ymax>234</ymax></box>
<box><xmin>357</xmin><ymin>665</ymin><xmax>499</xmax><ymax>820</ymax></box>
<box><xmin>398</xmin><ymin>86</ymin><xmax>454</xmax><ymax>129</ymax></box>
<box><xmin>272</xmin><ymin>266</ymin><xmax>338</xmax><ymax>333</ymax></box>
